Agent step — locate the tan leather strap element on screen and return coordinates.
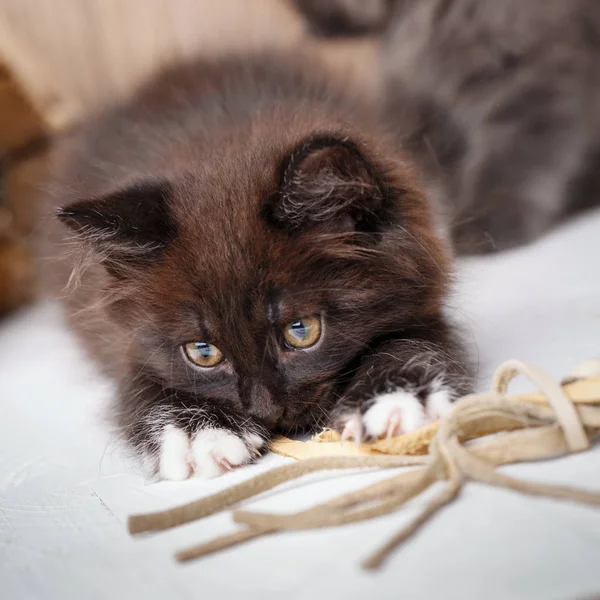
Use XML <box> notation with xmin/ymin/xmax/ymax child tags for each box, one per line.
<box><xmin>128</xmin><ymin>360</ymin><xmax>600</xmax><ymax>570</ymax></box>
<box><xmin>493</xmin><ymin>359</ymin><xmax>589</xmax><ymax>452</ymax></box>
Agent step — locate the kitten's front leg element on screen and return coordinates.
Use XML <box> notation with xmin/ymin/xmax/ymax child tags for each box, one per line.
<box><xmin>331</xmin><ymin>330</ymin><xmax>473</xmax><ymax>441</ymax></box>
<box><xmin>119</xmin><ymin>379</ymin><xmax>268</xmax><ymax>480</ymax></box>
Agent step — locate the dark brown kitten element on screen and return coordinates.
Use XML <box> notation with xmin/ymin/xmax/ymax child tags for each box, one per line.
<box><xmin>293</xmin><ymin>0</ymin><xmax>600</xmax><ymax>253</ymax></box>
<box><xmin>40</xmin><ymin>53</ymin><xmax>471</xmax><ymax>479</ymax></box>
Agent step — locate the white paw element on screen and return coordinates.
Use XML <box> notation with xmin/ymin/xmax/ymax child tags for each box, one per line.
<box><xmin>340</xmin><ymin>385</ymin><xmax>454</xmax><ymax>442</ymax></box>
<box><xmin>159</xmin><ymin>425</ymin><xmax>193</xmax><ymax>481</ymax></box>
<box><xmin>340</xmin><ymin>413</ymin><xmax>363</xmax><ymax>442</ymax></box>
<box><xmin>362</xmin><ymin>390</ymin><xmax>426</xmax><ymax>439</ymax></box>
<box><xmin>425</xmin><ymin>388</ymin><xmax>454</xmax><ymax>421</ymax></box>
<box><xmin>158</xmin><ymin>426</ymin><xmax>264</xmax><ymax>481</ymax></box>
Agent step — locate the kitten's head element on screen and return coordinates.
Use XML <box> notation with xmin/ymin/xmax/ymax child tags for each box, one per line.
<box><xmin>58</xmin><ymin>132</ymin><xmax>449</xmax><ymax>433</ymax></box>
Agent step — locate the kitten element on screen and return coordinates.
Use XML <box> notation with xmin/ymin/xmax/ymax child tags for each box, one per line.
<box><xmin>40</xmin><ymin>53</ymin><xmax>472</xmax><ymax>480</ymax></box>
<box><xmin>293</xmin><ymin>0</ymin><xmax>600</xmax><ymax>253</ymax></box>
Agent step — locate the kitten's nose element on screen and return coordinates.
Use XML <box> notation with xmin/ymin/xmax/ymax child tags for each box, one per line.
<box><xmin>247</xmin><ymin>382</ymin><xmax>282</xmax><ymax>428</ymax></box>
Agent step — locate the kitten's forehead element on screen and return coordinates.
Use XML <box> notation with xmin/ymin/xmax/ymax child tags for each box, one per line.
<box><xmin>155</xmin><ymin>203</ymin><xmax>325</xmax><ymax>343</ymax></box>
<box><xmin>171</xmin><ymin>147</ymin><xmax>278</xmax><ymax>240</ymax></box>
<box><xmin>148</xmin><ymin>127</ymin><xmax>428</xmax><ymax>330</ymax></box>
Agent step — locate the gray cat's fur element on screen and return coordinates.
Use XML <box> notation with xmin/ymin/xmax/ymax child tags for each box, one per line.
<box><xmin>293</xmin><ymin>0</ymin><xmax>600</xmax><ymax>252</ymax></box>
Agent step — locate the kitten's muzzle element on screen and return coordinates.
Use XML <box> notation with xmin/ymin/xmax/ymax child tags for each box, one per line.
<box><xmin>247</xmin><ymin>382</ymin><xmax>283</xmax><ymax>429</ymax></box>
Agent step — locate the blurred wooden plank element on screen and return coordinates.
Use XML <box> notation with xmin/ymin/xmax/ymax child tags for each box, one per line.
<box><xmin>0</xmin><ymin>0</ymin><xmax>378</xmax><ymax>131</ymax></box>
<box><xmin>0</xmin><ymin>64</ymin><xmax>45</xmax><ymax>314</ymax></box>
<box><xmin>0</xmin><ymin>0</ymin><xmax>304</xmax><ymax>129</ymax></box>
<box><xmin>0</xmin><ymin>64</ymin><xmax>46</xmax><ymax>151</ymax></box>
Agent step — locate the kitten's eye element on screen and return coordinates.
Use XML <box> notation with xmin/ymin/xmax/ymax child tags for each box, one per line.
<box><xmin>183</xmin><ymin>342</ymin><xmax>224</xmax><ymax>368</ymax></box>
<box><xmin>283</xmin><ymin>315</ymin><xmax>322</xmax><ymax>349</ymax></box>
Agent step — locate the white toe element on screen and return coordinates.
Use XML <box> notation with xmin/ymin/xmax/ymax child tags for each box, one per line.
<box><xmin>159</xmin><ymin>425</ymin><xmax>192</xmax><ymax>481</ymax></box>
<box><xmin>243</xmin><ymin>432</ymin><xmax>265</xmax><ymax>457</ymax></box>
<box><xmin>426</xmin><ymin>388</ymin><xmax>454</xmax><ymax>420</ymax></box>
<box><xmin>191</xmin><ymin>429</ymin><xmax>251</xmax><ymax>479</ymax></box>
<box><xmin>340</xmin><ymin>414</ymin><xmax>363</xmax><ymax>442</ymax></box>
<box><xmin>362</xmin><ymin>391</ymin><xmax>426</xmax><ymax>439</ymax></box>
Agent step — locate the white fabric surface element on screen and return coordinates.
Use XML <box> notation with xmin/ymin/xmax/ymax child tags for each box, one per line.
<box><xmin>1</xmin><ymin>210</ymin><xmax>600</xmax><ymax>600</ymax></box>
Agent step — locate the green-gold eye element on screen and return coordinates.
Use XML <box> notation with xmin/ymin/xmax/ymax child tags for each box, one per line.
<box><xmin>283</xmin><ymin>315</ymin><xmax>322</xmax><ymax>349</ymax></box>
<box><xmin>183</xmin><ymin>341</ymin><xmax>224</xmax><ymax>368</ymax></box>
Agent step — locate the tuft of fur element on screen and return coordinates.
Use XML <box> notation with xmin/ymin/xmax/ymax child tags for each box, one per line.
<box><xmin>38</xmin><ymin>52</ymin><xmax>473</xmax><ymax>478</ymax></box>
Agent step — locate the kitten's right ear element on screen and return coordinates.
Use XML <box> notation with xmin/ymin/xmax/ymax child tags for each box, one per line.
<box><xmin>57</xmin><ymin>180</ymin><xmax>176</xmax><ymax>264</ymax></box>
<box><xmin>264</xmin><ymin>134</ymin><xmax>396</xmax><ymax>235</ymax></box>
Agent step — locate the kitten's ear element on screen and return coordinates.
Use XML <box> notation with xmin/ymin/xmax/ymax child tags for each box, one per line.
<box><xmin>57</xmin><ymin>180</ymin><xmax>176</xmax><ymax>262</ymax></box>
<box><xmin>264</xmin><ymin>134</ymin><xmax>394</xmax><ymax>234</ymax></box>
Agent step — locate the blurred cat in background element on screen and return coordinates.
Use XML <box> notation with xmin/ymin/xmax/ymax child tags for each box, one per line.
<box><xmin>293</xmin><ymin>0</ymin><xmax>600</xmax><ymax>253</ymax></box>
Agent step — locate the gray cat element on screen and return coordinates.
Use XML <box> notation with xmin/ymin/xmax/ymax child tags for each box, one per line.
<box><xmin>294</xmin><ymin>0</ymin><xmax>600</xmax><ymax>253</ymax></box>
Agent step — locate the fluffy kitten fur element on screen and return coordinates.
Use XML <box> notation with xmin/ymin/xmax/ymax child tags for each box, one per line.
<box><xmin>294</xmin><ymin>0</ymin><xmax>600</xmax><ymax>253</ymax></box>
<box><xmin>41</xmin><ymin>53</ymin><xmax>472</xmax><ymax>479</ymax></box>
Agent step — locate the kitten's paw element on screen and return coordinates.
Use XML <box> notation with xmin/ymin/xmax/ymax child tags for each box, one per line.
<box><xmin>191</xmin><ymin>429</ymin><xmax>262</xmax><ymax>479</ymax></box>
<box><xmin>158</xmin><ymin>425</ymin><xmax>264</xmax><ymax>481</ymax></box>
<box><xmin>338</xmin><ymin>386</ymin><xmax>454</xmax><ymax>442</ymax></box>
<box><xmin>159</xmin><ymin>425</ymin><xmax>193</xmax><ymax>481</ymax></box>
<box><xmin>340</xmin><ymin>413</ymin><xmax>364</xmax><ymax>442</ymax></box>
<box><xmin>362</xmin><ymin>390</ymin><xmax>427</xmax><ymax>439</ymax></box>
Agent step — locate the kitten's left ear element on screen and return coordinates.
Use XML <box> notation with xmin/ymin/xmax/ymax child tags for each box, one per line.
<box><xmin>57</xmin><ymin>180</ymin><xmax>175</xmax><ymax>262</ymax></box>
<box><xmin>264</xmin><ymin>134</ymin><xmax>396</xmax><ymax>234</ymax></box>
